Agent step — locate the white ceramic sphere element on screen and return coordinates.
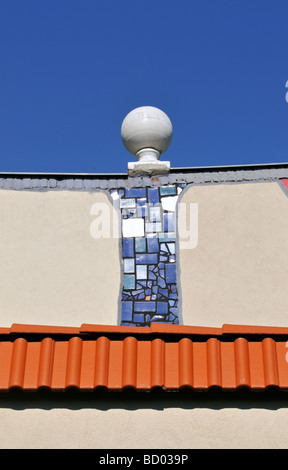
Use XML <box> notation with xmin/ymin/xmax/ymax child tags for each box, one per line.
<box><xmin>121</xmin><ymin>106</ymin><xmax>173</xmax><ymax>156</ymax></box>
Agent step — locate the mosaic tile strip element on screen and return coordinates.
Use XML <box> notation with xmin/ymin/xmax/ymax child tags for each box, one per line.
<box><xmin>110</xmin><ymin>184</ymin><xmax>187</xmax><ymax>326</ymax></box>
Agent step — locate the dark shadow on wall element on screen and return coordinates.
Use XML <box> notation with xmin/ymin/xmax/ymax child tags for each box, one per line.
<box><xmin>0</xmin><ymin>388</ymin><xmax>287</xmax><ymax>411</ymax></box>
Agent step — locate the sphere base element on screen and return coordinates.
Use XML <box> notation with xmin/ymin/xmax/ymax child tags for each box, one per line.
<box><xmin>128</xmin><ymin>160</ymin><xmax>170</xmax><ymax>177</ymax></box>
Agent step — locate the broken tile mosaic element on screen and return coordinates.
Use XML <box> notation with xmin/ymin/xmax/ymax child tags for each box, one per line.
<box><xmin>110</xmin><ymin>183</ymin><xmax>186</xmax><ymax>326</ymax></box>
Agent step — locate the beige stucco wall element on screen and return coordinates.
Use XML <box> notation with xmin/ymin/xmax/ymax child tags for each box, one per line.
<box><xmin>0</xmin><ymin>395</ymin><xmax>287</xmax><ymax>449</ymax></box>
<box><xmin>0</xmin><ymin>190</ymin><xmax>121</xmax><ymax>327</ymax></box>
<box><xmin>2</xmin><ymin>181</ymin><xmax>288</xmax><ymax>329</ymax></box>
<box><xmin>178</xmin><ymin>182</ymin><xmax>288</xmax><ymax>327</ymax></box>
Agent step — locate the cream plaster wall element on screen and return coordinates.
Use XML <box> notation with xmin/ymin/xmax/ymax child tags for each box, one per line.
<box><xmin>2</xmin><ymin>181</ymin><xmax>288</xmax><ymax>329</ymax></box>
<box><xmin>0</xmin><ymin>190</ymin><xmax>120</xmax><ymax>327</ymax></box>
<box><xmin>0</xmin><ymin>398</ymin><xmax>286</xmax><ymax>449</ymax></box>
<box><xmin>178</xmin><ymin>182</ymin><xmax>288</xmax><ymax>327</ymax></box>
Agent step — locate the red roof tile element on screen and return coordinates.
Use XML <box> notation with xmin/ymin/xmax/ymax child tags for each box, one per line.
<box><xmin>222</xmin><ymin>324</ymin><xmax>288</xmax><ymax>335</ymax></box>
<box><xmin>0</xmin><ymin>323</ymin><xmax>288</xmax><ymax>392</ymax></box>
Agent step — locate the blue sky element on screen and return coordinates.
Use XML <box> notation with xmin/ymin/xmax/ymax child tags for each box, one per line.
<box><xmin>0</xmin><ymin>0</ymin><xmax>287</xmax><ymax>174</ymax></box>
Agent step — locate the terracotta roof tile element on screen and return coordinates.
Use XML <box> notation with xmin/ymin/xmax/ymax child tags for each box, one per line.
<box><xmin>9</xmin><ymin>324</ymin><xmax>81</xmax><ymax>335</ymax></box>
<box><xmin>0</xmin><ymin>323</ymin><xmax>287</xmax><ymax>392</ymax></box>
<box><xmin>222</xmin><ymin>324</ymin><xmax>288</xmax><ymax>336</ymax></box>
<box><xmin>4</xmin><ymin>323</ymin><xmax>224</xmax><ymax>336</ymax></box>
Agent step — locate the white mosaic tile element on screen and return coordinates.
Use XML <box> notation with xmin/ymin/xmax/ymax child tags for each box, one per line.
<box><xmin>124</xmin><ymin>258</ymin><xmax>135</xmax><ymax>273</ymax></box>
<box><xmin>110</xmin><ymin>190</ymin><xmax>120</xmax><ymax>200</ymax></box>
<box><xmin>167</xmin><ymin>243</ymin><xmax>175</xmax><ymax>254</ymax></box>
<box><xmin>120</xmin><ymin>198</ymin><xmax>136</xmax><ymax>209</ymax></box>
<box><xmin>146</xmin><ymin>222</ymin><xmax>162</xmax><ymax>233</ymax></box>
<box><xmin>136</xmin><ymin>265</ymin><xmax>148</xmax><ymax>280</ymax></box>
<box><xmin>161</xmin><ymin>195</ymin><xmax>179</xmax><ymax>212</ymax></box>
<box><xmin>122</xmin><ymin>218</ymin><xmax>145</xmax><ymax>237</ymax></box>
<box><xmin>149</xmin><ymin>206</ymin><xmax>162</xmax><ymax>222</ymax></box>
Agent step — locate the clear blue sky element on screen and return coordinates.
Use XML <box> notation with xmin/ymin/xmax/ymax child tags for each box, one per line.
<box><xmin>0</xmin><ymin>0</ymin><xmax>287</xmax><ymax>174</ymax></box>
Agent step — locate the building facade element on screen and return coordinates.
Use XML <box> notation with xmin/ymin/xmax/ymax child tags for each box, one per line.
<box><xmin>1</xmin><ymin>107</ymin><xmax>288</xmax><ymax>448</ymax></box>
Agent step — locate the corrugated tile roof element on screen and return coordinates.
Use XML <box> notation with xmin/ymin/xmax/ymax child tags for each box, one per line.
<box><xmin>0</xmin><ymin>323</ymin><xmax>288</xmax><ymax>392</ymax></box>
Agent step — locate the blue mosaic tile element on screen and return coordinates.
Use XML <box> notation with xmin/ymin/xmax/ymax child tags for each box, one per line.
<box><xmin>125</xmin><ymin>188</ymin><xmax>147</xmax><ymax>198</ymax></box>
<box><xmin>170</xmin><ymin>307</ymin><xmax>178</xmax><ymax>317</ymax></box>
<box><xmin>138</xmin><ymin>280</ymin><xmax>148</xmax><ymax>287</ymax></box>
<box><xmin>157</xmin><ymin>276</ymin><xmax>166</xmax><ymax>288</ymax></box>
<box><xmin>160</xmin><ymin>186</ymin><xmax>177</xmax><ymax>196</ymax></box>
<box><xmin>148</xmin><ymin>188</ymin><xmax>159</xmax><ymax>205</ymax></box>
<box><xmin>136</xmin><ymin>253</ymin><xmax>158</xmax><ymax>265</ymax></box>
<box><xmin>165</xmin><ymin>264</ymin><xmax>177</xmax><ymax>284</ymax></box>
<box><xmin>123</xmin><ymin>238</ymin><xmax>134</xmax><ymax>257</ymax></box>
<box><xmin>147</xmin><ymin>235</ymin><xmax>159</xmax><ymax>253</ymax></box>
<box><xmin>159</xmin><ymin>288</ymin><xmax>168</xmax><ymax>297</ymax></box>
<box><xmin>134</xmin><ymin>301</ymin><xmax>156</xmax><ymax>312</ymax></box>
<box><xmin>133</xmin><ymin>313</ymin><xmax>145</xmax><ymax>323</ymax></box>
<box><xmin>122</xmin><ymin>301</ymin><xmax>133</xmax><ymax>322</ymax></box>
<box><xmin>135</xmin><ymin>237</ymin><xmax>146</xmax><ymax>252</ymax></box>
<box><xmin>137</xmin><ymin>198</ymin><xmax>147</xmax><ymax>206</ymax></box>
<box><xmin>124</xmin><ymin>274</ymin><xmax>135</xmax><ymax>290</ymax></box>
<box><xmin>164</xmin><ymin>212</ymin><xmax>175</xmax><ymax>232</ymax></box>
<box><xmin>157</xmin><ymin>302</ymin><xmax>168</xmax><ymax>314</ymax></box>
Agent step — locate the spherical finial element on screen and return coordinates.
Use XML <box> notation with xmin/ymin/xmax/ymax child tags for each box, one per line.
<box><xmin>121</xmin><ymin>106</ymin><xmax>173</xmax><ymax>161</ymax></box>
